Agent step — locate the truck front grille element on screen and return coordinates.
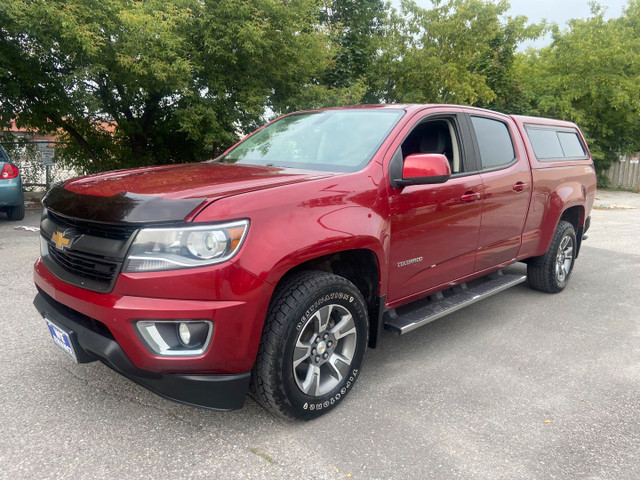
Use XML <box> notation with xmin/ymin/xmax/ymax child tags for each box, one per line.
<box><xmin>46</xmin><ymin>243</ymin><xmax>119</xmax><ymax>285</ymax></box>
<box><xmin>41</xmin><ymin>211</ymin><xmax>138</xmax><ymax>293</ymax></box>
<box><xmin>47</xmin><ymin>210</ymin><xmax>137</xmax><ymax>240</ymax></box>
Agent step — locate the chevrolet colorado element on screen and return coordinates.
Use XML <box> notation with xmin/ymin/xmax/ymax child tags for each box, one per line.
<box><xmin>33</xmin><ymin>104</ymin><xmax>596</xmax><ymax>419</ymax></box>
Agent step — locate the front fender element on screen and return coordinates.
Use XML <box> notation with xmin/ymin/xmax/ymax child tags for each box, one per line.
<box><xmin>194</xmin><ymin>166</ymin><xmax>391</xmax><ymax>296</ymax></box>
<box><xmin>241</xmin><ymin>203</ymin><xmax>387</xmax><ymax>290</ymax></box>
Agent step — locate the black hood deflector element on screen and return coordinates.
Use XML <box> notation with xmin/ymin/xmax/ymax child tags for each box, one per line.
<box><xmin>43</xmin><ymin>183</ymin><xmax>206</xmax><ymax>224</ymax></box>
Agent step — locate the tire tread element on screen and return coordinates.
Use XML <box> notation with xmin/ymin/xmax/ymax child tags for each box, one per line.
<box><xmin>7</xmin><ymin>202</ymin><xmax>25</xmax><ymax>221</ymax></box>
<box><xmin>527</xmin><ymin>220</ymin><xmax>576</xmax><ymax>293</ymax></box>
<box><xmin>250</xmin><ymin>270</ymin><xmax>366</xmax><ymax>419</ymax></box>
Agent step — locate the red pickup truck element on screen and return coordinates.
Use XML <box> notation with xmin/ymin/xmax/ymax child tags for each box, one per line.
<box><xmin>33</xmin><ymin>104</ymin><xmax>596</xmax><ymax>419</ymax></box>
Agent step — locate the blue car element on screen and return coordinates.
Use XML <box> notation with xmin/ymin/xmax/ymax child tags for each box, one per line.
<box><xmin>0</xmin><ymin>144</ymin><xmax>25</xmax><ymax>221</ymax></box>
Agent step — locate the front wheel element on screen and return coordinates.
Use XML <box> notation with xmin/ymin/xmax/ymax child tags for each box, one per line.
<box><xmin>527</xmin><ymin>220</ymin><xmax>577</xmax><ymax>293</ymax></box>
<box><xmin>251</xmin><ymin>271</ymin><xmax>369</xmax><ymax>420</ymax></box>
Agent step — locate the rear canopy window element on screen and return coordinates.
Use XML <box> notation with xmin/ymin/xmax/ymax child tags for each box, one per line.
<box><xmin>220</xmin><ymin>110</ymin><xmax>404</xmax><ymax>172</ymax></box>
<box><xmin>525</xmin><ymin>126</ymin><xmax>587</xmax><ymax>160</ymax></box>
<box><xmin>558</xmin><ymin>132</ymin><xmax>586</xmax><ymax>157</ymax></box>
<box><xmin>470</xmin><ymin>116</ymin><xmax>515</xmax><ymax>170</ymax></box>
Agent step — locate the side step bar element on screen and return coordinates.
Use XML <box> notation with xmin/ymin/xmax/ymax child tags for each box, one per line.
<box><xmin>384</xmin><ymin>272</ymin><xmax>527</xmax><ymax>334</ymax></box>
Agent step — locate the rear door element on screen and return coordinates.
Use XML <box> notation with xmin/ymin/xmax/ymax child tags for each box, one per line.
<box><xmin>387</xmin><ymin>107</ymin><xmax>483</xmax><ymax>303</ymax></box>
<box><xmin>463</xmin><ymin>110</ymin><xmax>532</xmax><ymax>272</ymax></box>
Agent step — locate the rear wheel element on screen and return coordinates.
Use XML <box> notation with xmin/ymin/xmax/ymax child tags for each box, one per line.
<box><xmin>7</xmin><ymin>202</ymin><xmax>25</xmax><ymax>221</ymax></box>
<box><xmin>527</xmin><ymin>220</ymin><xmax>576</xmax><ymax>293</ymax></box>
<box><xmin>251</xmin><ymin>271</ymin><xmax>369</xmax><ymax>420</ymax></box>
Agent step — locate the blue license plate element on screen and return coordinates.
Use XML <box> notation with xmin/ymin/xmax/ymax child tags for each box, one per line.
<box><xmin>46</xmin><ymin>319</ymin><xmax>78</xmax><ymax>362</ymax></box>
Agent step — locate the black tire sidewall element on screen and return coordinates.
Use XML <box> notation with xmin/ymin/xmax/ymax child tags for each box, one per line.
<box><xmin>8</xmin><ymin>202</ymin><xmax>25</xmax><ymax>221</ymax></box>
<box><xmin>550</xmin><ymin>222</ymin><xmax>576</xmax><ymax>290</ymax></box>
<box><xmin>279</xmin><ymin>282</ymin><xmax>368</xmax><ymax>419</ymax></box>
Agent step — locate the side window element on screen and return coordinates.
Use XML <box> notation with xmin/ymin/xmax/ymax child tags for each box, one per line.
<box><xmin>525</xmin><ymin>126</ymin><xmax>588</xmax><ymax>161</ymax></box>
<box><xmin>525</xmin><ymin>128</ymin><xmax>563</xmax><ymax>159</ymax></box>
<box><xmin>558</xmin><ymin>132</ymin><xmax>586</xmax><ymax>157</ymax></box>
<box><xmin>401</xmin><ymin>118</ymin><xmax>463</xmax><ymax>174</ymax></box>
<box><xmin>470</xmin><ymin>116</ymin><xmax>515</xmax><ymax>170</ymax></box>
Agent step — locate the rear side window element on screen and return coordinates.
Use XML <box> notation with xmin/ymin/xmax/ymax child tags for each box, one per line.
<box><xmin>525</xmin><ymin>126</ymin><xmax>587</xmax><ymax>160</ymax></box>
<box><xmin>558</xmin><ymin>132</ymin><xmax>586</xmax><ymax>157</ymax></box>
<box><xmin>470</xmin><ymin>116</ymin><xmax>515</xmax><ymax>170</ymax></box>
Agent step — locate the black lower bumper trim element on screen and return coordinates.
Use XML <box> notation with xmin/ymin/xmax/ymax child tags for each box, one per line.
<box><xmin>33</xmin><ymin>291</ymin><xmax>250</xmax><ymax>411</ymax></box>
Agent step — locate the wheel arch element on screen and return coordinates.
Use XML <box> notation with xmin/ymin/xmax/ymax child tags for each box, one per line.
<box><xmin>559</xmin><ymin>205</ymin><xmax>584</xmax><ymax>232</ymax></box>
<box><xmin>534</xmin><ymin>185</ymin><xmax>586</xmax><ymax>259</ymax></box>
<box><xmin>270</xmin><ymin>248</ymin><xmax>384</xmax><ymax>349</ymax></box>
<box><xmin>559</xmin><ymin>205</ymin><xmax>586</xmax><ymax>259</ymax></box>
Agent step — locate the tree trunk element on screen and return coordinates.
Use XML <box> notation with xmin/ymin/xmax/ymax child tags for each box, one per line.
<box><xmin>47</xmin><ymin>114</ymin><xmax>102</xmax><ymax>170</ymax></box>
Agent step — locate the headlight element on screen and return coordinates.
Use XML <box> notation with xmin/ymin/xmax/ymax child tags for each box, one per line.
<box><xmin>123</xmin><ymin>220</ymin><xmax>249</xmax><ymax>272</ymax></box>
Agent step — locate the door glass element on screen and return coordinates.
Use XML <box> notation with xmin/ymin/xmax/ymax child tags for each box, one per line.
<box><xmin>471</xmin><ymin>116</ymin><xmax>515</xmax><ymax>169</ymax></box>
<box><xmin>401</xmin><ymin>119</ymin><xmax>462</xmax><ymax>173</ymax></box>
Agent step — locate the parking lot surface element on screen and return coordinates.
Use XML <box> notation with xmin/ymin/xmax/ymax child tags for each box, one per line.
<box><xmin>0</xmin><ymin>191</ymin><xmax>638</xmax><ymax>479</ymax></box>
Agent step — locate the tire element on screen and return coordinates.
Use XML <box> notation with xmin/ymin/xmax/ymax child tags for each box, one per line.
<box><xmin>7</xmin><ymin>202</ymin><xmax>25</xmax><ymax>221</ymax></box>
<box><xmin>250</xmin><ymin>270</ymin><xmax>369</xmax><ymax>420</ymax></box>
<box><xmin>527</xmin><ymin>220</ymin><xmax>577</xmax><ymax>293</ymax></box>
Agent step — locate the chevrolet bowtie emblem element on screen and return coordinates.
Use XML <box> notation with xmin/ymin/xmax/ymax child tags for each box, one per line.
<box><xmin>52</xmin><ymin>231</ymin><xmax>72</xmax><ymax>250</ymax></box>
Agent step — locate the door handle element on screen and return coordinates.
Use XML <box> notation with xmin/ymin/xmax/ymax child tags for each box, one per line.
<box><xmin>513</xmin><ymin>182</ymin><xmax>527</xmax><ymax>192</ymax></box>
<box><xmin>460</xmin><ymin>192</ymin><xmax>481</xmax><ymax>203</ymax></box>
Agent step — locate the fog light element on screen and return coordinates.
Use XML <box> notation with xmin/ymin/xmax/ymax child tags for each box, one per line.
<box><xmin>135</xmin><ymin>320</ymin><xmax>213</xmax><ymax>356</ymax></box>
<box><xmin>178</xmin><ymin>322</ymin><xmax>191</xmax><ymax>345</ymax></box>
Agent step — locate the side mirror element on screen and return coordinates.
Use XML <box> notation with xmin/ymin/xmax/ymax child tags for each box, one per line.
<box><xmin>394</xmin><ymin>153</ymin><xmax>451</xmax><ymax>187</ymax></box>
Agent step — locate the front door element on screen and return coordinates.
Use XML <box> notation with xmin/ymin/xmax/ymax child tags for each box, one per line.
<box><xmin>387</xmin><ymin>111</ymin><xmax>483</xmax><ymax>303</ymax></box>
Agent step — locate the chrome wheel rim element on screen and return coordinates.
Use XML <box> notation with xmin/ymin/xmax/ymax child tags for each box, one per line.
<box><xmin>292</xmin><ymin>304</ymin><xmax>357</xmax><ymax>397</ymax></box>
<box><xmin>555</xmin><ymin>235</ymin><xmax>574</xmax><ymax>282</ymax></box>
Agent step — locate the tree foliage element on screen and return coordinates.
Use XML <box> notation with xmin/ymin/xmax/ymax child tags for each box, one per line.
<box><xmin>0</xmin><ymin>0</ymin><xmax>334</xmax><ymax>172</ymax></box>
<box><xmin>0</xmin><ymin>0</ymin><xmax>638</xmax><ymax>175</ymax></box>
<box><xmin>368</xmin><ymin>0</ymin><xmax>541</xmax><ymax>107</ymax></box>
<box><xmin>319</xmin><ymin>1</ymin><xmax>385</xmax><ymax>96</ymax></box>
<box><xmin>517</xmin><ymin>1</ymin><xmax>640</xmax><ymax>171</ymax></box>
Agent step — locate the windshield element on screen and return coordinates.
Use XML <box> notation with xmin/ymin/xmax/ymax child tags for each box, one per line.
<box><xmin>219</xmin><ymin>109</ymin><xmax>405</xmax><ymax>172</ymax></box>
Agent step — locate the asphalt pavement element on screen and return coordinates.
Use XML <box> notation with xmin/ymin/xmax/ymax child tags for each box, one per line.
<box><xmin>0</xmin><ymin>191</ymin><xmax>638</xmax><ymax>480</ymax></box>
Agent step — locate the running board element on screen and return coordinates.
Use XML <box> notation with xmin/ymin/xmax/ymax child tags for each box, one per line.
<box><xmin>384</xmin><ymin>272</ymin><xmax>527</xmax><ymax>335</ymax></box>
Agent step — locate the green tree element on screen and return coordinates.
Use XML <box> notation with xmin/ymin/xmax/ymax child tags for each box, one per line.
<box><xmin>518</xmin><ymin>1</ymin><xmax>640</xmax><ymax>172</ymax></box>
<box><xmin>320</xmin><ymin>1</ymin><xmax>385</xmax><ymax>93</ymax></box>
<box><xmin>269</xmin><ymin>0</ymin><xmax>387</xmax><ymax>112</ymax></box>
<box><xmin>0</xmin><ymin>0</ymin><xmax>334</xmax><ymax>173</ymax></box>
<box><xmin>369</xmin><ymin>0</ymin><xmax>540</xmax><ymax>106</ymax></box>
<box><xmin>472</xmin><ymin>15</ymin><xmax>545</xmax><ymax>113</ymax></box>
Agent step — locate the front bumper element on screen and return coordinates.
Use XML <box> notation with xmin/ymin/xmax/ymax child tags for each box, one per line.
<box><xmin>34</xmin><ymin>290</ymin><xmax>250</xmax><ymax>410</ymax></box>
<box><xmin>34</xmin><ymin>256</ymin><xmax>269</xmax><ymax>374</ymax></box>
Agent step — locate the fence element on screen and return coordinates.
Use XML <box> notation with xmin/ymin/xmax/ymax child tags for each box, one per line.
<box><xmin>1</xmin><ymin>136</ymin><xmax>77</xmax><ymax>190</ymax></box>
<box><xmin>604</xmin><ymin>154</ymin><xmax>640</xmax><ymax>191</ymax></box>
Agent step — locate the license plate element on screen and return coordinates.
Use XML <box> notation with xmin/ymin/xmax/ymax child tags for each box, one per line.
<box><xmin>45</xmin><ymin>319</ymin><xmax>78</xmax><ymax>362</ymax></box>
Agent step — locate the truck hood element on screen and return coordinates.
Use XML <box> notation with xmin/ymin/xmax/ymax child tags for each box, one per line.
<box><xmin>43</xmin><ymin>162</ymin><xmax>333</xmax><ymax>224</ymax></box>
<box><xmin>62</xmin><ymin>162</ymin><xmax>330</xmax><ymax>199</ymax></box>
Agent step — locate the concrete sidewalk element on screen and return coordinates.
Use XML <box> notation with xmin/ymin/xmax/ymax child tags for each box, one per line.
<box><xmin>594</xmin><ymin>189</ymin><xmax>640</xmax><ymax>209</ymax></box>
